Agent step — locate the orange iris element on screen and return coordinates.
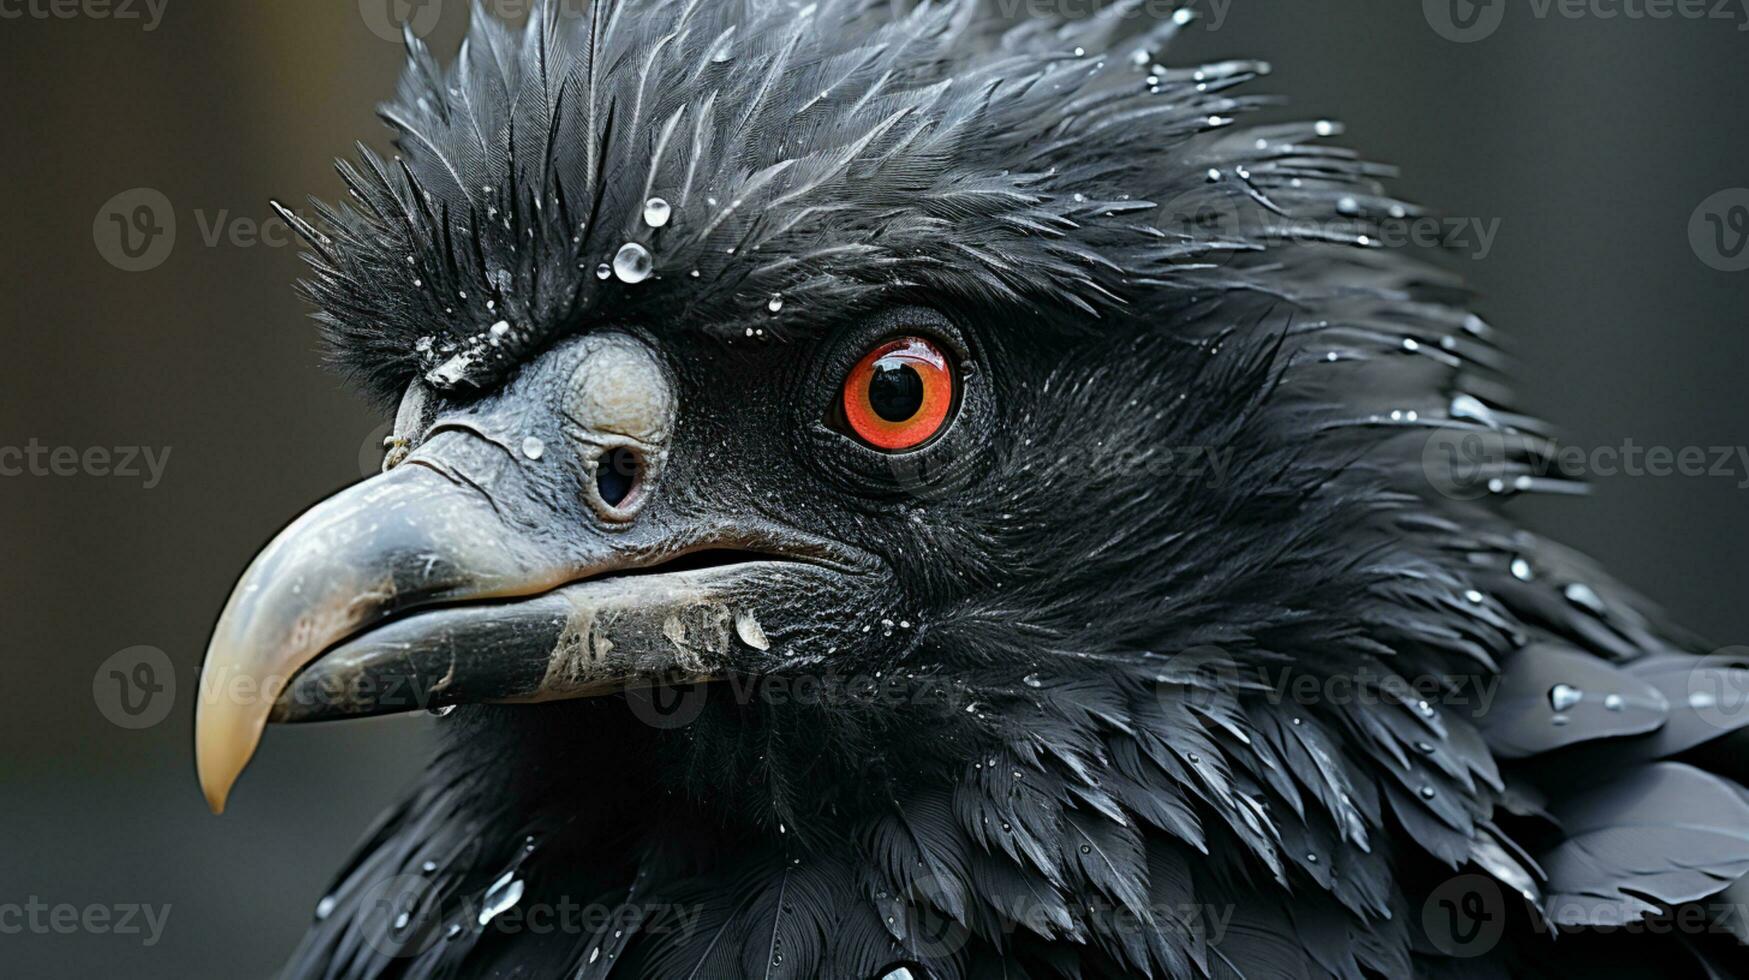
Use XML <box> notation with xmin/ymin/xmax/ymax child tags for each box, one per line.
<box><xmin>841</xmin><ymin>336</ymin><xmax>956</xmax><ymax>451</ymax></box>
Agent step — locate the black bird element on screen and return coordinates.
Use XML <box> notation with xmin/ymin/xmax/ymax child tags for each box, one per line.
<box><xmin>194</xmin><ymin>1</ymin><xmax>1749</xmax><ymax>976</ymax></box>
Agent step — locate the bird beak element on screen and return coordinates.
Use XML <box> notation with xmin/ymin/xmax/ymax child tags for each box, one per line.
<box><xmin>195</xmin><ymin>387</ymin><xmax>855</xmax><ymax>814</ymax></box>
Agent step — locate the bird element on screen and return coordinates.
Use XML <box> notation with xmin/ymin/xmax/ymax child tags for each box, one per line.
<box><xmin>191</xmin><ymin>1</ymin><xmax>1749</xmax><ymax>977</ymax></box>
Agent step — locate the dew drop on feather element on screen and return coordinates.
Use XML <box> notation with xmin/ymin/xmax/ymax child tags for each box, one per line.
<box><xmin>477</xmin><ymin>872</ymin><xmax>524</xmax><ymax>927</ymax></box>
<box><xmin>613</xmin><ymin>243</ymin><xmax>652</xmax><ymax>283</ymax></box>
<box><xmin>643</xmin><ymin>197</ymin><xmax>671</xmax><ymax>228</ymax></box>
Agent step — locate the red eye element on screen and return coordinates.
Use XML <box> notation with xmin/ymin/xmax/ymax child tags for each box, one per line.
<box><xmin>841</xmin><ymin>336</ymin><xmax>957</xmax><ymax>451</ymax></box>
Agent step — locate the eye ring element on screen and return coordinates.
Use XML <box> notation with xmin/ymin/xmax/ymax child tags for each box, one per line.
<box><xmin>838</xmin><ymin>335</ymin><xmax>957</xmax><ymax>452</ymax></box>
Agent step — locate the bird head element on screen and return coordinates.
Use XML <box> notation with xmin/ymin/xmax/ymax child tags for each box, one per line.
<box><xmin>198</xmin><ymin>0</ymin><xmax>1376</xmax><ymax>817</ymax></box>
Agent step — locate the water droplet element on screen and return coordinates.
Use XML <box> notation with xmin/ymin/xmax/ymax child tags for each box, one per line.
<box><xmin>521</xmin><ymin>436</ymin><xmax>545</xmax><ymax>460</ymax></box>
<box><xmin>767</xmin><ymin>294</ymin><xmax>783</xmax><ymax>313</ymax></box>
<box><xmin>1548</xmin><ymin>683</ymin><xmax>1582</xmax><ymax>713</ymax></box>
<box><xmin>1414</xmin><ymin>740</ymin><xmax>1435</xmax><ymax>754</ymax></box>
<box><xmin>1337</xmin><ymin>196</ymin><xmax>1361</xmax><ymax>216</ymax></box>
<box><xmin>429</xmin><ymin>704</ymin><xmax>456</xmax><ymax>718</ymax></box>
<box><xmin>1564</xmin><ymin>582</ymin><xmax>1604</xmax><ymax>612</ymax></box>
<box><xmin>1418</xmin><ymin>785</ymin><xmax>1437</xmax><ymax>800</ymax></box>
<box><xmin>1023</xmin><ymin>673</ymin><xmax>1043</xmax><ymax>688</ymax></box>
<box><xmin>489</xmin><ymin>319</ymin><xmax>510</xmax><ymax>338</ymax></box>
<box><xmin>1305</xmin><ymin>852</ymin><xmax>1319</xmax><ymax>864</ymax></box>
<box><xmin>1603</xmin><ymin>693</ymin><xmax>1624</xmax><ymax>712</ymax></box>
<box><xmin>1079</xmin><ymin>844</ymin><xmax>1092</xmax><ymax>854</ymax></box>
<box><xmin>595</xmin><ymin>263</ymin><xmax>611</xmax><ymax>280</ymax></box>
<box><xmin>1186</xmin><ymin>752</ymin><xmax>1200</xmax><ymax>764</ymax></box>
<box><xmin>421</xmin><ymin>860</ymin><xmax>438</xmax><ymax>874</ymax></box>
<box><xmin>315</xmin><ymin>895</ymin><xmax>336</xmax><ymax>920</ymax></box>
<box><xmin>477</xmin><ymin>872</ymin><xmax>524</xmax><ymax>927</ymax></box>
<box><xmin>1510</xmin><ymin>557</ymin><xmax>1534</xmax><ymax>581</ymax></box>
<box><xmin>643</xmin><ymin>197</ymin><xmax>672</xmax><ymax>228</ymax></box>
<box><xmin>613</xmin><ymin>243</ymin><xmax>652</xmax><ymax>283</ymax></box>
<box><xmin>1314</xmin><ymin>119</ymin><xmax>1337</xmax><ymax>137</ymax></box>
<box><xmin>1464</xmin><ymin>589</ymin><xmax>1484</xmax><ymax>604</ymax></box>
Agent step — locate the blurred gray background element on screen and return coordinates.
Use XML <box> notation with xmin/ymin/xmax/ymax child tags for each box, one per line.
<box><xmin>1</xmin><ymin>0</ymin><xmax>1745</xmax><ymax>975</ymax></box>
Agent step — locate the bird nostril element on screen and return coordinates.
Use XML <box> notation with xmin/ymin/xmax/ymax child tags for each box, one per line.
<box><xmin>596</xmin><ymin>446</ymin><xmax>641</xmax><ymax>509</ymax></box>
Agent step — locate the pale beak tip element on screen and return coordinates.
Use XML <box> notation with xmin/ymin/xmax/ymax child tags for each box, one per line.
<box><xmin>194</xmin><ymin>682</ymin><xmax>265</xmax><ymax>817</ymax></box>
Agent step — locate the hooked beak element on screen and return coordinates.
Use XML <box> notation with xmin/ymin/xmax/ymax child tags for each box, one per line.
<box><xmin>195</xmin><ymin>334</ymin><xmax>863</xmax><ymax>813</ymax></box>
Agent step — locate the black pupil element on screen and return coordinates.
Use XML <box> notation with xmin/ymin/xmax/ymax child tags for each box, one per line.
<box><xmin>868</xmin><ymin>360</ymin><xmax>925</xmax><ymax>422</ymax></box>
